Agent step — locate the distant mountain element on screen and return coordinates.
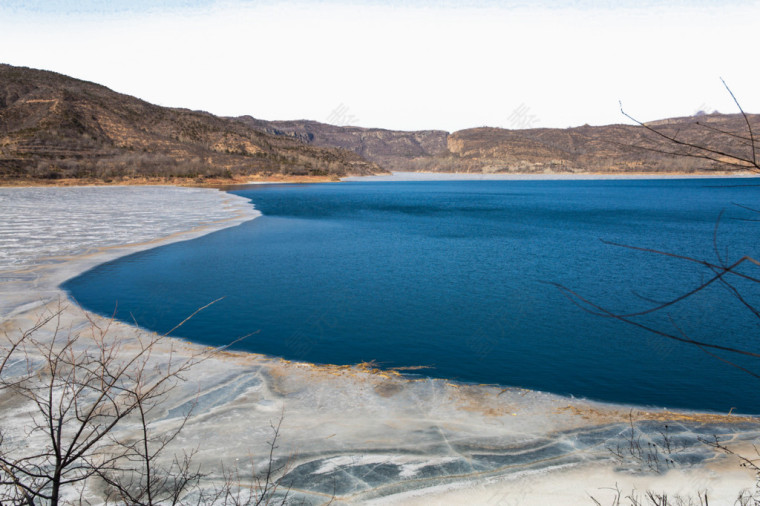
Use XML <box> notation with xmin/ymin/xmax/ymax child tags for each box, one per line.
<box><xmin>235</xmin><ymin>116</ymin><xmax>449</xmax><ymax>172</ymax></box>
<box><xmin>1</xmin><ymin>64</ymin><xmax>756</xmax><ymax>184</ymax></box>
<box><xmin>238</xmin><ymin>114</ymin><xmax>760</xmax><ymax>175</ymax></box>
<box><xmin>439</xmin><ymin>115</ymin><xmax>760</xmax><ymax>173</ymax></box>
<box><xmin>0</xmin><ymin>65</ymin><xmax>383</xmax><ymax>182</ymax></box>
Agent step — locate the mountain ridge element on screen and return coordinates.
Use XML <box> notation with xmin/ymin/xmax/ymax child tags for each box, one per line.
<box><xmin>1</xmin><ymin>63</ymin><xmax>757</xmax><ymax>183</ymax></box>
<box><xmin>237</xmin><ymin>113</ymin><xmax>759</xmax><ymax>175</ymax></box>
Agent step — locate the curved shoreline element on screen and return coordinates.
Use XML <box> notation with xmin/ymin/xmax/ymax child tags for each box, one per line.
<box><xmin>1</xmin><ymin>185</ymin><xmax>758</xmax><ymax>504</ymax></box>
<box><xmin>0</xmin><ymin>186</ymin><xmax>259</xmax><ymax>319</ymax></box>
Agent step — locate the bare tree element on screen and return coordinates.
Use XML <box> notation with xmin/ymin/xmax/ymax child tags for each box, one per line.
<box><xmin>577</xmin><ymin>83</ymin><xmax>760</xmax><ymax>504</ymax></box>
<box><xmin>212</xmin><ymin>413</ymin><xmax>297</xmax><ymax>506</ymax></box>
<box><xmin>0</xmin><ymin>301</ymin><xmax>221</xmax><ymax>505</ymax></box>
<box><xmin>555</xmin><ymin>81</ymin><xmax>760</xmax><ymax>379</ymax></box>
<box><xmin>95</xmin><ymin>400</ymin><xmax>204</xmax><ymax>506</ymax></box>
<box><xmin>621</xmin><ymin>78</ymin><xmax>759</xmax><ymax>174</ymax></box>
<box><xmin>0</xmin><ymin>299</ymin><xmax>317</xmax><ymax>506</ymax></box>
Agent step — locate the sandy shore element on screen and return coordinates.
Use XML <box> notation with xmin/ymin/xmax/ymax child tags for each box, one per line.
<box><xmin>1</xmin><ymin>185</ymin><xmax>758</xmax><ymax>504</ymax></box>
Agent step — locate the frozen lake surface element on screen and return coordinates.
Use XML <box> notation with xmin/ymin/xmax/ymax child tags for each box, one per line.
<box><xmin>1</xmin><ymin>185</ymin><xmax>758</xmax><ymax>504</ymax></box>
<box><xmin>0</xmin><ymin>186</ymin><xmax>241</xmax><ymax>271</ymax></box>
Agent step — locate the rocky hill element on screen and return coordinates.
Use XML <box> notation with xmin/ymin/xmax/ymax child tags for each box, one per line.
<box><xmin>0</xmin><ymin>65</ymin><xmax>383</xmax><ymax>183</ymax></box>
<box><xmin>437</xmin><ymin>115</ymin><xmax>760</xmax><ymax>174</ymax></box>
<box><xmin>235</xmin><ymin>116</ymin><xmax>449</xmax><ymax>172</ymax></box>
<box><xmin>240</xmin><ymin>114</ymin><xmax>759</xmax><ymax>175</ymax></box>
<box><xmin>2</xmin><ymin>64</ymin><xmax>756</xmax><ymax>183</ymax></box>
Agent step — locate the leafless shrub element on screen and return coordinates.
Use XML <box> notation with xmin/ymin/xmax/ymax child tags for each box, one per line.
<box><xmin>209</xmin><ymin>413</ymin><xmax>297</xmax><ymax>506</ymax></box>
<box><xmin>578</xmin><ymin>81</ymin><xmax>760</xmax><ymax>504</ymax></box>
<box><xmin>0</xmin><ymin>300</ymin><xmax>293</xmax><ymax>505</ymax></box>
<box><xmin>607</xmin><ymin>412</ymin><xmax>679</xmax><ymax>475</ymax></box>
<box><xmin>590</xmin><ymin>483</ymin><xmax>711</xmax><ymax>506</ymax></box>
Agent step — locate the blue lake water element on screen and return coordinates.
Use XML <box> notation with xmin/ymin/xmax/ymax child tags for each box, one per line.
<box><xmin>63</xmin><ymin>179</ymin><xmax>760</xmax><ymax>413</ymax></box>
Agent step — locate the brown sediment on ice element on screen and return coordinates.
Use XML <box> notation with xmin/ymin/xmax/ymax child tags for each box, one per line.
<box><xmin>556</xmin><ymin>405</ymin><xmax>757</xmax><ymax>425</ymax></box>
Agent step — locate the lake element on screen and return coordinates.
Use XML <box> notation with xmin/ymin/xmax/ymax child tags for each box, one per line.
<box><xmin>63</xmin><ymin>179</ymin><xmax>760</xmax><ymax>413</ymax></box>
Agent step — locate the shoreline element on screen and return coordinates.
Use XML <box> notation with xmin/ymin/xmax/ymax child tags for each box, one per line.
<box><xmin>1</xmin><ymin>185</ymin><xmax>759</xmax><ymax>503</ymax></box>
<box><xmin>343</xmin><ymin>171</ymin><xmax>760</xmax><ymax>182</ymax></box>
<box><xmin>0</xmin><ymin>174</ymin><xmax>344</xmax><ymax>188</ymax></box>
<box><xmin>1</xmin><ymin>169</ymin><xmax>757</xmax><ymax>189</ymax></box>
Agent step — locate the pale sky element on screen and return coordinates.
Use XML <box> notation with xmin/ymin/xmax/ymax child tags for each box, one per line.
<box><xmin>1</xmin><ymin>0</ymin><xmax>758</xmax><ymax>132</ymax></box>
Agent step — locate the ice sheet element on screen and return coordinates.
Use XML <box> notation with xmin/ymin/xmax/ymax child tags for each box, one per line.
<box><xmin>0</xmin><ymin>186</ymin><xmax>758</xmax><ymax>504</ymax></box>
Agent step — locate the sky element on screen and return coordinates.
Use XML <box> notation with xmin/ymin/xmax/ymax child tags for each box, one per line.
<box><xmin>1</xmin><ymin>0</ymin><xmax>758</xmax><ymax>132</ymax></box>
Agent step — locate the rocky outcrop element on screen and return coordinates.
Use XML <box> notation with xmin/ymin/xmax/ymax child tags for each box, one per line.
<box><xmin>440</xmin><ymin>116</ymin><xmax>760</xmax><ymax>174</ymax></box>
<box><xmin>235</xmin><ymin>116</ymin><xmax>449</xmax><ymax>171</ymax></box>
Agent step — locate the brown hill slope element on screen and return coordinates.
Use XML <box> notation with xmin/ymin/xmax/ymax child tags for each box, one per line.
<box><xmin>0</xmin><ymin>65</ymin><xmax>383</xmax><ymax>182</ymax></box>
<box><xmin>241</xmin><ymin>114</ymin><xmax>759</xmax><ymax>174</ymax></box>
<box><xmin>2</xmin><ymin>64</ymin><xmax>756</xmax><ymax>181</ymax></box>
